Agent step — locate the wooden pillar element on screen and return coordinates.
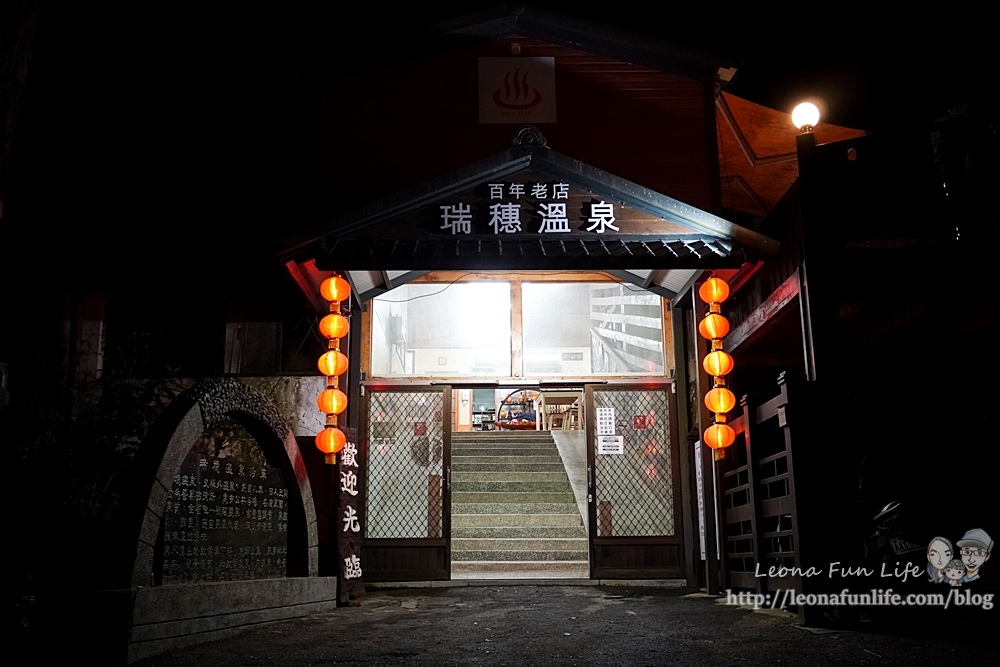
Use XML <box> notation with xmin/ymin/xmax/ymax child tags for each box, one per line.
<box><xmin>740</xmin><ymin>393</ymin><xmax>766</xmax><ymax>596</ymax></box>
<box><xmin>428</xmin><ymin>474</ymin><xmax>442</xmax><ymax>537</ymax></box>
<box><xmin>672</xmin><ymin>303</ymin><xmax>699</xmax><ymax>589</ymax></box>
<box><xmin>793</xmin><ymin>133</ymin><xmax>862</xmax><ymax>624</ymax></box>
<box><xmin>691</xmin><ymin>290</ymin><xmax>721</xmax><ymax>595</ymax></box>
<box><xmin>598</xmin><ymin>501</ymin><xmax>613</xmax><ymax>537</ymax></box>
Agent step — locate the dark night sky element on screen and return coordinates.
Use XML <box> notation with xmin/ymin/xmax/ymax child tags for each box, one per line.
<box><xmin>3</xmin><ymin>2</ymin><xmax>993</xmax><ymax>292</ymax></box>
<box><xmin>328</xmin><ymin>2</ymin><xmax>991</xmax><ymax>132</ymax></box>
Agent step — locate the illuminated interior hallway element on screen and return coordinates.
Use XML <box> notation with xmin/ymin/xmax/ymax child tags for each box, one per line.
<box><xmin>450</xmin><ymin>429</ymin><xmax>590</xmax><ymax>579</ymax></box>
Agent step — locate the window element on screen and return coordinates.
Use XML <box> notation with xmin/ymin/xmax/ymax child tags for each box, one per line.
<box><xmin>523</xmin><ymin>282</ymin><xmax>664</xmax><ymax>376</ymax></box>
<box><xmin>371</xmin><ymin>282</ymin><xmax>512</xmax><ymax>377</ymax></box>
<box><xmin>370</xmin><ymin>279</ymin><xmax>664</xmax><ymax>379</ymax></box>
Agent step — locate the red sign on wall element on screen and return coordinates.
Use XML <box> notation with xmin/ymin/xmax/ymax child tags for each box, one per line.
<box><xmin>479</xmin><ymin>57</ymin><xmax>556</xmax><ymax>124</ymax></box>
<box><xmin>633</xmin><ymin>415</ymin><xmax>648</xmax><ymax>430</ymax></box>
<box><xmin>414</xmin><ymin>421</ymin><xmax>427</xmax><ymax>436</ymax></box>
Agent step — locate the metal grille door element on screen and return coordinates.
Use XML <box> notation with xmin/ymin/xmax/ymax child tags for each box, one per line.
<box><xmin>587</xmin><ymin>383</ymin><xmax>685</xmax><ymax>578</ymax></box>
<box><xmin>361</xmin><ymin>386</ymin><xmax>450</xmax><ymax>581</ymax></box>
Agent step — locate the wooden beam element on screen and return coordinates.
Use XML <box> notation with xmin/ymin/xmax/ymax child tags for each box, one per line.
<box><xmin>412</xmin><ymin>270</ymin><xmax>620</xmax><ymax>283</ymax></box>
<box><xmin>726</xmin><ymin>272</ymin><xmax>800</xmax><ymax>352</ymax></box>
<box><xmin>360</xmin><ymin>307</ymin><xmax>372</xmax><ymax>383</ymax></box>
<box><xmin>662</xmin><ymin>300</ymin><xmax>675</xmax><ymax>376</ymax></box>
<box><xmin>510</xmin><ymin>279</ymin><xmax>524</xmax><ymax>379</ymax></box>
<box><xmin>671</xmin><ymin>304</ymin><xmax>697</xmax><ymax>588</ymax></box>
<box><xmin>284</xmin><ymin>259</ymin><xmax>328</xmax><ymax>313</ymax></box>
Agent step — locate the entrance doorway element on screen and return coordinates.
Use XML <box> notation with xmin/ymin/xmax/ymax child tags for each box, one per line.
<box><xmin>279</xmin><ymin>125</ymin><xmax>779</xmax><ymax>587</ymax></box>
<box><xmin>449</xmin><ymin>384</ymin><xmax>589</xmax><ymax>579</ymax></box>
<box><xmin>450</xmin><ymin>425</ymin><xmax>590</xmax><ymax>579</ymax></box>
<box><xmin>359</xmin><ymin>379</ymin><xmax>685</xmax><ymax>582</ymax></box>
<box><xmin>357</xmin><ymin>271</ymin><xmax>685</xmax><ymax>582</ymax></box>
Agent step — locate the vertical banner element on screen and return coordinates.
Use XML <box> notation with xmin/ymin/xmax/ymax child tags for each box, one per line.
<box><xmin>479</xmin><ymin>57</ymin><xmax>556</xmax><ymax>124</ymax></box>
<box><xmin>338</xmin><ymin>427</ymin><xmax>365</xmax><ymax>602</ymax></box>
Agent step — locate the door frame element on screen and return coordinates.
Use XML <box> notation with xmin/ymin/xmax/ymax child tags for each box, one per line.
<box><xmin>586</xmin><ymin>380</ymin><xmax>686</xmax><ymax>579</ymax></box>
<box><xmin>358</xmin><ymin>383</ymin><xmax>452</xmax><ymax>581</ymax></box>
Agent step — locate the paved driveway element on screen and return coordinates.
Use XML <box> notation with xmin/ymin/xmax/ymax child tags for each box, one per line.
<box><xmin>123</xmin><ymin>584</ymin><xmax>996</xmax><ymax>666</ymax></box>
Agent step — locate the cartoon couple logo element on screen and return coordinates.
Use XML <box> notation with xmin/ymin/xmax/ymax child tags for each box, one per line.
<box><xmin>927</xmin><ymin>528</ymin><xmax>992</xmax><ymax>586</ymax></box>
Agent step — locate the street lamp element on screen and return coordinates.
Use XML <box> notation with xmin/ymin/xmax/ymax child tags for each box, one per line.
<box><xmin>792</xmin><ymin>102</ymin><xmax>820</xmax><ymax>133</ymax></box>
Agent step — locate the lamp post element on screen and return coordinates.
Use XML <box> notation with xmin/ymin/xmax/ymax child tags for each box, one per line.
<box><xmin>792</xmin><ymin>97</ymin><xmax>828</xmax><ymax>374</ymax></box>
<box><xmin>791</xmin><ymin>102</ymin><xmax>820</xmax><ymax>133</ymax></box>
<box><xmin>789</xmin><ymin>98</ymin><xmax>856</xmax><ymax>626</ymax></box>
<box><xmin>793</xmin><ymin>101</ymin><xmax>821</xmax><ymax>161</ymax></box>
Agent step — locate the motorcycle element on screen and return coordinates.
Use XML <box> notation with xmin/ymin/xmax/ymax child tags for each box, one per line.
<box><xmin>864</xmin><ymin>500</ymin><xmax>928</xmax><ymax>571</ymax></box>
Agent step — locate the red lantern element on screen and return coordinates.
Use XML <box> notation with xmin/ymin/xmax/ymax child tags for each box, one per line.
<box><xmin>319</xmin><ymin>313</ymin><xmax>350</xmax><ymax>339</ymax></box>
<box><xmin>316</xmin><ymin>426</ymin><xmax>346</xmax><ymax>454</ymax></box>
<box><xmin>320</xmin><ymin>276</ymin><xmax>351</xmax><ymax>303</ymax></box>
<box><xmin>698</xmin><ymin>313</ymin><xmax>730</xmax><ymax>340</ymax></box>
<box><xmin>318</xmin><ymin>350</ymin><xmax>349</xmax><ymax>377</ymax></box>
<box><xmin>704</xmin><ymin>423</ymin><xmax>735</xmax><ymax>449</ymax></box>
<box><xmin>703</xmin><ymin>350</ymin><xmax>734</xmax><ymax>377</ymax></box>
<box><xmin>317</xmin><ymin>388</ymin><xmax>348</xmax><ymax>415</ymax></box>
<box><xmin>698</xmin><ymin>276</ymin><xmax>730</xmax><ymax>304</ymax></box>
<box><xmin>704</xmin><ymin>386</ymin><xmax>736</xmax><ymax>414</ymax></box>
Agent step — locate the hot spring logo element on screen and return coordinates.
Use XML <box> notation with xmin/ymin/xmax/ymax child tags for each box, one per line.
<box><xmin>493</xmin><ymin>68</ymin><xmax>542</xmax><ymax>110</ymax></box>
<box><xmin>926</xmin><ymin>528</ymin><xmax>992</xmax><ymax>586</ymax></box>
<box><xmin>478</xmin><ymin>57</ymin><xmax>555</xmax><ymax>124</ymax></box>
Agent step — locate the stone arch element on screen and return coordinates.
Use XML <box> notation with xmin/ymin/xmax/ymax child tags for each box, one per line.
<box><xmin>128</xmin><ymin>378</ymin><xmax>318</xmax><ymax>588</ymax></box>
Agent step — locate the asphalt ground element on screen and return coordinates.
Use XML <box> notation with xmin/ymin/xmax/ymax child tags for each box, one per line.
<box><xmin>122</xmin><ymin>584</ymin><xmax>997</xmax><ymax>667</ymax></box>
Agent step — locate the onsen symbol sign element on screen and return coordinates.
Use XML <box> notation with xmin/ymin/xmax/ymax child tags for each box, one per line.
<box><xmin>479</xmin><ymin>57</ymin><xmax>556</xmax><ymax>124</ymax></box>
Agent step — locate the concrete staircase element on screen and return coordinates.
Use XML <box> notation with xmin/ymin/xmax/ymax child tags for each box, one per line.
<box><xmin>451</xmin><ymin>430</ymin><xmax>589</xmax><ymax>578</ymax></box>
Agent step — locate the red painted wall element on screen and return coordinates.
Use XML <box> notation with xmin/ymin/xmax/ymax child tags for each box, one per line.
<box><xmin>321</xmin><ymin>36</ymin><xmax>718</xmax><ymax>213</ymax></box>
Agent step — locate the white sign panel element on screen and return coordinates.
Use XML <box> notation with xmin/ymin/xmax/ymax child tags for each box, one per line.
<box><xmin>595</xmin><ymin>407</ymin><xmax>615</xmax><ymax>436</ymax></box>
<box><xmin>598</xmin><ymin>435</ymin><xmax>624</xmax><ymax>455</ymax></box>
<box><xmin>479</xmin><ymin>57</ymin><xmax>557</xmax><ymax>124</ymax></box>
<box><xmin>695</xmin><ymin>439</ymin><xmax>706</xmax><ymax>560</ymax></box>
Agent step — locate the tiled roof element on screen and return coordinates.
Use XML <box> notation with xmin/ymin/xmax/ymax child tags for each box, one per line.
<box><xmin>278</xmin><ymin>132</ymin><xmax>779</xmax><ymax>306</ymax></box>
<box><xmin>318</xmin><ymin>235</ymin><xmax>738</xmax><ymax>271</ymax></box>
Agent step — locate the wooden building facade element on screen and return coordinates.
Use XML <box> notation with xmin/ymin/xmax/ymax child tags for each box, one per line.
<box><xmin>7</xmin><ymin>4</ymin><xmax>996</xmax><ymax>663</ymax></box>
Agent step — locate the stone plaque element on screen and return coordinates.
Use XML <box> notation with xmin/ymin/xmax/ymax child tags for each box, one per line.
<box><xmin>160</xmin><ymin>418</ymin><xmax>289</xmax><ymax>584</ymax></box>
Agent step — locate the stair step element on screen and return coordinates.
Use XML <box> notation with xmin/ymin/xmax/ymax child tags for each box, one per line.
<box><xmin>450</xmin><ymin>549</ymin><xmax>589</xmax><ymax>561</ymax></box>
<box><xmin>456</xmin><ymin>472</ymin><xmax>569</xmax><ymax>482</ymax></box>
<box><xmin>452</xmin><ymin>446</ymin><xmax>555</xmax><ymax>450</ymax></box>
<box><xmin>453</xmin><ymin>441</ymin><xmax>554</xmax><ymax>446</ymax></box>
<box><xmin>452</xmin><ymin>502</ymin><xmax>581</xmax><ymax>515</ymax></box>
<box><xmin>453</xmin><ymin>437</ymin><xmax>557</xmax><ymax>444</ymax></box>
<box><xmin>450</xmin><ymin>431</ymin><xmax>590</xmax><ymax>576</ymax></box>
<box><xmin>451</xmin><ymin>455</ymin><xmax>565</xmax><ymax>472</ymax></box>
<box><xmin>453</xmin><ymin>448</ymin><xmax>556</xmax><ymax>457</ymax></box>
<box><xmin>451</xmin><ymin>431</ymin><xmax>552</xmax><ymax>444</ymax></box>
<box><xmin>453</xmin><ymin>537</ymin><xmax>588</xmax><ymax>551</ymax></box>
<box><xmin>450</xmin><ymin>560</ymin><xmax>590</xmax><ymax>573</ymax></box>
<box><xmin>452</xmin><ymin>480</ymin><xmax>571</xmax><ymax>493</ymax></box>
<box><xmin>453</xmin><ymin>433</ymin><xmax>552</xmax><ymax>439</ymax></box>
<box><xmin>452</xmin><ymin>526</ymin><xmax>587</xmax><ymax>538</ymax></box>
<box><xmin>451</xmin><ymin>565</ymin><xmax>590</xmax><ymax>583</ymax></box>
<box><xmin>451</xmin><ymin>464</ymin><xmax>565</xmax><ymax>477</ymax></box>
<box><xmin>451</xmin><ymin>513</ymin><xmax>584</xmax><ymax>528</ymax></box>
<box><xmin>452</xmin><ymin>492</ymin><xmax>576</xmax><ymax>504</ymax></box>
